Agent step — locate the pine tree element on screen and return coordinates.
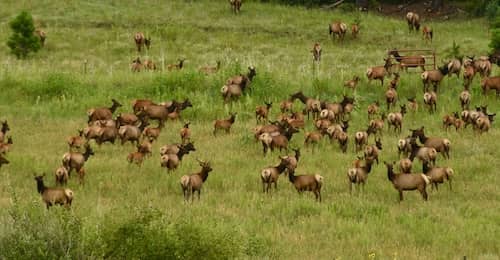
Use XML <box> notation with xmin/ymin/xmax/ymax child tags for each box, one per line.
<box><xmin>6</xmin><ymin>11</ymin><xmax>41</xmax><ymax>59</ymax></box>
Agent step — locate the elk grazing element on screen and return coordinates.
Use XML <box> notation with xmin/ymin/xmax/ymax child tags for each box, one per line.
<box><xmin>406</xmin><ymin>12</ymin><xmax>421</xmax><ymax>32</ymax></box>
<box><xmin>411</xmin><ymin>127</ymin><xmax>451</xmax><ymax>159</ymax></box>
<box><xmin>34</xmin><ymin>174</ymin><xmax>73</xmax><ymax>209</ymax></box>
<box><xmin>261</xmin><ymin>156</ymin><xmax>289</xmax><ymax>193</ymax></box>
<box><xmin>0</xmin><ymin>121</ymin><xmax>10</xmax><ymax>143</ymax></box>
<box><xmin>351</xmin><ymin>23</ymin><xmax>360</xmax><ymax>38</ymax></box>
<box><xmin>180</xmin><ymin>122</ymin><xmax>191</xmax><ymax>144</ymax></box>
<box><xmin>421</xmin><ymin>63</ymin><xmax>449</xmax><ymax>92</ymax></box>
<box><xmin>366</xmin><ymin>58</ymin><xmax>392</xmax><ymax>86</ymax></box>
<box><xmin>290</xmin><ymin>91</ymin><xmax>321</xmax><ymax>120</ymax></box>
<box><xmin>132</xmin><ymin>99</ymin><xmax>158</xmax><ymax>114</ymax></box>
<box><xmin>213</xmin><ymin>113</ymin><xmax>237</xmax><ymax>136</ymax></box>
<box><xmin>0</xmin><ymin>136</ymin><xmax>13</xmax><ymax>154</ymax></box>
<box><xmin>199</xmin><ymin>61</ymin><xmax>221</xmax><ymax>74</ymax></box>
<box><xmin>67</xmin><ymin>129</ymin><xmax>85</xmax><ymax>151</ymax></box>
<box><xmin>422</xmin><ymin>26</ymin><xmax>433</xmax><ymax>42</ymax></box>
<box><xmin>131</xmin><ymin>57</ymin><xmax>143</xmax><ymax>72</ymax></box>
<box><xmin>127</xmin><ymin>149</ymin><xmax>148</xmax><ymax>166</ymax></box>
<box><xmin>388</xmin><ymin>49</ymin><xmax>425</xmax><ymax>72</ymax></box>
<box><xmin>259</xmin><ymin>126</ymin><xmax>299</xmax><ymax>155</ymax></box>
<box><xmin>117</xmin><ymin>113</ymin><xmax>140</xmax><ymax>126</ymax></box>
<box><xmin>423</xmin><ymin>91</ymin><xmax>437</xmax><ymax>113</ymax></box>
<box><xmin>160</xmin><ymin>143</ymin><xmax>196</xmax><ymax>172</ymax></box>
<box><xmin>387</xmin><ymin>105</ymin><xmax>406</xmax><ymax>133</ymax></box>
<box><xmin>62</xmin><ymin>144</ymin><xmax>95</xmax><ymax>184</ymax></box>
<box><xmin>474</xmin><ymin>113</ymin><xmax>496</xmax><ymax>134</ymax></box>
<box><xmin>311</xmin><ymin>43</ymin><xmax>322</xmax><ymax>63</ymax></box>
<box><xmin>180</xmin><ymin>159</ymin><xmax>213</xmax><ymax>202</ymax></box>
<box><xmin>221</xmin><ymin>84</ymin><xmax>243</xmax><ymax>103</ymax></box>
<box><xmin>288</xmin><ymin>169</ymin><xmax>323</xmax><ymax>202</ymax></box>
<box><xmin>304</xmin><ymin>131</ymin><xmax>322</xmax><ymax>150</ymax></box>
<box><xmin>459</xmin><ymin>90</ymin><xmax>471</xmax><ymax>110</ymax></box>
<box><xmin>87</xmin><ymin>99</ymin><xmax>122</xmax><ymax>123</ymax></box>
<box><xmin>160</xmin><ymin>142</ymin><xmax>196</xmax><ymax>156</ymax></box>
<box><xmin>54</xmin><ymin>166</ymin><xmax>69</xmax><ymax>186</ymax></box>
<box><xmin>229</xmin><ymin>0</ymin><xmax>242</xmax><ymax>14</ymax></box>
<box><xmin>142</xmin><ymin>122</ymin><xmax>163</xmax><ymax>141</ymax></box>
<box><xmin>35</xmin><ymin>29</ymin><xmax>46</xmax><ymax>46</ymax></box>
<box><xmin>118</xmin><ymin>124</ymin><xmax>144</xmax><ymax>146</ymax></box>
<box><xmin>480</xmin><ymin>76</ymin><xmax>500</xmax><ymax>97</ymax></box>
<box><xmin>384</xmin><ymin>161</ymin><xmax>429</xmax><ymax>202</ymax></box>
<box><xmin>369</xmin><ymin>112</ymin><xmax>385</xmax><ymax>137</ymax></box>
<box><xmin>443</xmin><ymin>112</ymin><xmax>460</xmax><ymax>131</ymax></box>
<box><xmin>256</xmin><ymin>102</ymin><xmax>273</xmax><ymax>123</ymax></box>
<box><xmin>143</xmin><ymin>59</ymin><xmax>156</xmax><ymax>70</ymax></box>
<box><xmin>344</xmin><ymin>76</ymin><xmax>360</xmax><ymax>90</ymax></box>
<box><xmin>138</xmin><ymin>103</ymin><xmax>177</xmax><ymax>126</ymax></box>
<box><xmin>167</xmin><ymin>58</ymin><xmax>186</xmax><ymax>71</ymax></box>
<box><xmin>347</xmin><ymin>157</ymin><xmax>375</xmax><ymax>193</ymax></box>
<box><xmin>329</xmin><ymin>21</ymin><xmax>347</xmax><ymax>42</ymax></box>
<box><xmin>407</xmin><ymin>97</ymin><xmax>418</xmax><ymax>112</ymax></box>
<box><xmin>280</xmin><ymin>99</ymin><xmax>294</xmax><ymax>113</ymax></box>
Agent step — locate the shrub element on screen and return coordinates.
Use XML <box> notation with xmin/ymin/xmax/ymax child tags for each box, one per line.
<box><xmin>490</xmin><ymin>11</ymin><xmax>500</xmax><ymax>52</ymax></box>
<box><xmin>6</xmin><ymin>11</ymin><xmax>41</xmax><ymax>59</ymax></box>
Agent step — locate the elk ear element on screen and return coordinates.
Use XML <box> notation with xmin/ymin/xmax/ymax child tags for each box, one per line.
<box><xmin>392</xmin><ymin>161</ymin><xmax>396</xmax><ymax>165</ymax></box>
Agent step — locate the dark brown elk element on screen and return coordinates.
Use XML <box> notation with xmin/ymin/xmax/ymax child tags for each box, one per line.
<box><xmin>384</xmin><ymin>161</ymin><xmax>429</xmax><ymax>202</ymax></box>
<box><xmin>87</xmin><ymin>99</ymin><xmax>122</xmax><ymax>123</ymax></box>
<box><xmin>388</xmin><ymin>49</ymin><xmax>425</xmax><ymax>72</ymax></box>
<box><xmin>34</xmin><ymin>174</ymin><xmax>73</xmax><ymax>209</ymax></box>
<box><xmin>288</xmin><ymin>169</ymin><xmax>324</xmax><ymax>202</ymax></box>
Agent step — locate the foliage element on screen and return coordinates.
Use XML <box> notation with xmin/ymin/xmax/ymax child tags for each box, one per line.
<box><xmin>489</xmin><ymin>10</ymin><xmax>500</xmax><ymax>52</ymax></box>
<box><xmin>443</xmin><ymin>41</ymin><xmax>462</xmax><ymax>59</ymax></box>
<box><xmin>6</xmin><ymin>11</ymin><xmax>41</xmax><ymax>59</ymax></box>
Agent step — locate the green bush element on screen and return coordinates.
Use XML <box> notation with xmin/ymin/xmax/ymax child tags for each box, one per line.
<box><xmin>490</xmin><ymin>11</ymin><xmax>500</xmax><ymax>52</ymax></box>
<box><xmin>6</xmin><ymin>11</ymin><xmax>41</xmax><ymax>59</ymax></box>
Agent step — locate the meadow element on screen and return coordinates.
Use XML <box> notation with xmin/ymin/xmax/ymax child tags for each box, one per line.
<box><xmin>0</xmin><ymin>0</ymin><xmax>499</xmax><ymax>259</ymax></box>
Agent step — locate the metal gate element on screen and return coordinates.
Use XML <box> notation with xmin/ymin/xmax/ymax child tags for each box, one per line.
<box><xmin>387</xmin><ymin>49</ymin><xmax>437</xmax><ymax>71</ymax></box>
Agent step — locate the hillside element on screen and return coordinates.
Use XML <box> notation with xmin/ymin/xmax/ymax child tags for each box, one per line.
<box><xmin>0</xmin><ymin>1</ymin><xmax>498</xmax><ymax>259</ymax></box>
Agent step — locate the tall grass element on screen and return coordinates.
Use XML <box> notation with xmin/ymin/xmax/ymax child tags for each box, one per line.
<box><xmin>0</xmin><ymin>0</ymin><xmax>499</xmax><ymax>259</ymax></box>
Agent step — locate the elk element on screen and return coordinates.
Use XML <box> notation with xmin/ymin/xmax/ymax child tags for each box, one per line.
<box><xmin>180</xmin><ymin>122</ymin><xmax>191</xmax><ymax>144</ymax></box>
<box><xmin>329</xmin><ymin>21</ymin><xmax>347</xmax><ymax>42</ymax></box>
<box><xmin>465</xmin><ymin>56</ymin><xmax>491</xmax><ymax>78</ymax></box>
<box><xmin>366</xmin><ymin>58</ymin><xmax>392</xmax><ymax>86</ymax></box>
<box><xmin>167</xmin><ymin>58</ymin><xmax>186</xmax><ymax>71</ymax></box>
<box><xmin>229</xmin><ymin>0</ymin><xmax>242</xmax><ymax>14</ymax></box>
<box><xmin>180</xmin><ymin>159</ymin><xmax>213</xmax><ymax>202</ymax></box>
<box><xmin>143</xmin><ymin>59</ymin><xmax>156</xmax><ymax>70</ymax></box>
<box><xmin>160</xmin><ymin>144</ymin><xmax>196</xmax><ymax>172</ymax></box>
<box><xmin>288</xmin><ymin>169</ymin><xmax>323</xmax><ymax>202</ymax></box>
<box><xmin>311</xmin><ymin>43</ymin><xmax>322</xmax><ymax>63</ymax></box>
<box><xmin>385</xmin><ymin>85</ymin><xmax>398</xmax><ymax>110</ymax></box>
<box><xmin>138</xmin><ymin>103</ymin><xmax>177</xmax><ymax>126</ymax></box>
<box><xmin>406</xmin><ymin>12</ymin><xmax>420</xmax><ymax>32</ymax></box>
<box><xmin>226</xmin><ymin>66</ymin><xmax>256</xmax><ymax>93</ymax></box>
<box><xmin>0</xmin><ymin>121</ymin><xmax>10</xmax><ymax>143</ymax></box>
<box><xmin>447</xmin><ymin>58</ymin><xmax>462</xmax><ymax>78</ymax></box>
<box><xmin>387</xmin><ymin>105</ymin><xmax>406</xmax><ymax>133</ymax></box>
<box><xmin>384</xmin><ymin>161</ymin><xmax>429</xmax><ymax>202</ymax></box>
<box><xmin>134</xmin><ymin>32</ymin><xmax>145</xmax><ymax>52</ymax></box>
<box><xmin>388</xmin><ymin>49</ymin><xmax>425</xmax><ymax>72</ymax></box>
<box><xmin>411</xmin><ymin>126</ymin><xmax>451</xmax><ymax>159</ymax></box>
<box><xmin>421</xmin><ymin>64</ymin><xmax>449</xmax><ymax>92</ymax></box>
<box><xmin>260</xmin><ymin>156</ymin><xmax>289</xmax><ymax>193</ymax></box>
<box><xmin>34</xmin><ymin>174</ymin><xmax>73</xmax><ymax>209</ymax></box>
<box><xmin>54</xmin><ymin>166</ymin><xmax>69</xmax><ymax>186</ymax></box>
<box><xmin>290</xmin><ymin>91</ymin><xmax>321</xmax><ymax>120</ymax></box>
<box><xmin>463</xmin><ymin>63</ymin><xmax>475</xmax><ymax>89</ymax></box>
<box><xmin>34</xmin><ymin>29</ymin><xmax>46</xmax><ymax>46</ymax></box>
<box><xmin>347</xmin><ymin>157</ymin><xmax>375</xmax><ymax>193</ymax></box>
<box><xmin>351</xmin><ymin>23</ymin><xmax>360</xmax><ymax>38</ymax></box>
<box><xmin>344</xmin><ymin>76</ymin><xmax>360</xmax><ymax>90</ymax></box>
<box><xmin>407</xmin><ymin>97</ymin><xmax>418</xmax><ymax>112</ymax></box>
<box><xmin>67</xmin><ymin>129</ymin><xmax>85</xmax><ymax>151</ymax></box>
<box><xmin>0</xmin><ymin>154</ymin><xmax>9</xmax><ymax>168</ymax></box>
<box><xmin>62</xmin><ymin>144</ymin><xmax>95</xmax><ymax>184</ymax></box>
<box><xmin>364</xmin><ymin>138</ymin><xmax>382</xmax><ymax>164</ymax></box>
<box><xmin>367</xmin><ymin>101</ymin><xmax>380</xmax><ymax>120</ymax></box>
<box><xmin>199</xmin><ymin>61</ymin><xmax>221</xmax><ymax>74</ymax></box>
<box><xmin>480</xmin><ymin>76</ymin><xmax>500</xmax><ymax>97</ymax></box>
<box><xmin>255</xmin><ymin>102</ymin><xmax>272</xmax><ymax>123</ymax></box>
<box><xmin>117</xmin><ymin>113</ymin><xmax>140</xmax><ymax>126</ymax></box>
<box><xmin>0</xmin><ymin>136</ymin><xmax>13</xmax><ymax>154</ymax></box>
<box><xmin>424</xmin><ymin>163</ymin><xmax>453</xmax><ymax>191</ymax></box>
<box><xmin>423</xmin><ymin>91</ymin><xmax>437</xmax><ymax>113</ymax></box>
<box><xmin>127</xmin><ymin>149</ymin><xmax>148</xmax><ymax>166</ymax></box>
<box><xmin>459</xmin><ymin>90</ymin><xmax>471</xmax><ymax>110</ymax></box>
<box><xmin>213</xmin><ymin>113</ymin><xmax>237</xmax><ymax>136</ymax></box>
<box><xmin>131</xmin><ymin>57</ymin><xmax>143</xmax><ymax>72</ymax></box>
<box><xmin>87</xmin><ymin>99</ymin><xmax>122</xmax><ymax>123</ymax></box>
<box><xmin>422</xmin><ymin>26</ymin><xmax>433</xmax><ymax>42</ymax></box>
<box><xmin>280</xmin><ymin>99</ymin><xmax>294</xmax><ymax>113</ymax></box>
<box><xmin>259</xmin><ymin>126</ymin><xmax>299</xmax><ymax>155</ymax></box>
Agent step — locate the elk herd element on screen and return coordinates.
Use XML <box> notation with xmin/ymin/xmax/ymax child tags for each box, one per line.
<box><xmin>3</xmin><ymin>6</ymin><xmax>499</xmax><ymax>209</ymax></box>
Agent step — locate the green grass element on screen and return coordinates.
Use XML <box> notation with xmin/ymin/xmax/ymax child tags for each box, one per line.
<box><xmin>0</xmin><ymin>0</ymin><xmax>499</xmax><ymax>259</ymax></box>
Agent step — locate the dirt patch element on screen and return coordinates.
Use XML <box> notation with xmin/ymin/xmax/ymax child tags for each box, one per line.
<box><xmin>376</xmin><ymin>1</ymin><xmax>467</xmax><ymax>20</ymax></box>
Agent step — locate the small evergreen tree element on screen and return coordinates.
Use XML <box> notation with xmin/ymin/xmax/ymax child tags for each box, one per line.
<box><xmin>489</xmin><ymin>11</ymin><xmax>500</xmax><ymax>52</ymax></box>
<box><xmin>6</xmin><ymin>11</ymin><xmax>41</xmax><ymax>59</ymax></box>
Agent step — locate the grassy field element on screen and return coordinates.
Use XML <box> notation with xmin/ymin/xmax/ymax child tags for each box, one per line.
<box><xmin>0</xmin><ymin>0</ymin><xmax>499</xmax><ymax>259</ymax></box>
